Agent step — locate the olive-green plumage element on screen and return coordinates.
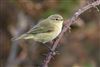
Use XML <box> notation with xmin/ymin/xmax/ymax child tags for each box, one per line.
<box><xmin>12</xmin><ymin>14</ymin><xmax>63</xmax><ymax>43</ymax></box>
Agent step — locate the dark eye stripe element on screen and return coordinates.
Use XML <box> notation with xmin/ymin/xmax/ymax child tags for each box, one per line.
<box><xmin>51</xmin><ymin>18</ymin><xmax>63</xmax><ymax>21</ymax></box>
<box><xmin>56</xmin><ymin>19</ymin><xmax>58</xmax><ymax>20</ymax></box>
<box><xmin>51</xmin><ymin>18</ymin><xmax>56</xmax><ymax>20</ymax></box>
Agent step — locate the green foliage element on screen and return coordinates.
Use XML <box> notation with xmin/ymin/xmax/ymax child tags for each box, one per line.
<box><xmin>84</xmin><ymin>62</ymin><xmax>93</xmax><ymax>67</ymax></box>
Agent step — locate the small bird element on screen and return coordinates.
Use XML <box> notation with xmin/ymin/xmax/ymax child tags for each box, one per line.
<box><xmin>12</xmin><ymin>14</ymin><xmax>64</xmax><ymax>43</ymax></box>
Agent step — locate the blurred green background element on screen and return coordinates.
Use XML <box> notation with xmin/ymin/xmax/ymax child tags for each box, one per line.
<box><xmin>0</xmin><ymin>0</ymin><xmax>100</xmax><ymax>67</ymax></box>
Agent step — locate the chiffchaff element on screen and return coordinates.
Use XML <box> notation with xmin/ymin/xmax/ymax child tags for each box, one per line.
<box><xmin>12</xmin><ymin>14</ymin><xmax>63</xmax><ymax>43</ymax></box>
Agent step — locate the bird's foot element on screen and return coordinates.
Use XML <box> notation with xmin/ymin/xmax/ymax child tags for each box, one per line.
<box><xmin>68</xmin><ymin>27</ymin><xmax>71</xmax><ymax>33</ymax></box>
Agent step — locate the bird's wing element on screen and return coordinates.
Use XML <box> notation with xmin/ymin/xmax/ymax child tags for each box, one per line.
<box><xmin>27</xmin><ymin>20</ymin><xmax>54</xmax><ymax>34</ymax></box>
<box><xmin>27</xmin><ymin>26</ymin><xmax>54</xmax><ymax>34</ymax></box>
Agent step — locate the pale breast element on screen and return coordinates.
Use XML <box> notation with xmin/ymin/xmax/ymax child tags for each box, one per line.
<box><xmin>33</xmin><ymin>22</ymin><xmax>63</xmax><ymax>43</ymax></box>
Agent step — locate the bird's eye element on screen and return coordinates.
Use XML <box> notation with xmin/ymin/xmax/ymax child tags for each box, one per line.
<box><xmin>56</xmin><ymin>19</ymin><xmax>58</xmax><ymax>20</ymax></box>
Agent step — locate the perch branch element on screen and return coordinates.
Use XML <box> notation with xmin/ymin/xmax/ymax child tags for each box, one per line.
<box><xmin>41</xmin><ymin>0</ymin><xmax>100</xmax><ymax>67</ymax></box>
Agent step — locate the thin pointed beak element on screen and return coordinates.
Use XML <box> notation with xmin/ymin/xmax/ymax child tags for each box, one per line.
<box><xmin>60</xmin><ymin>19</ymin><xmax>63</xmax><ymax>21</ymax></box>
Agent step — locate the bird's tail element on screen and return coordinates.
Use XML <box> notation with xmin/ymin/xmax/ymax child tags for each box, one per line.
<box><xmin>11</xmin><ymin>34</ymin><xmax>27</xmax><ymax>41</ymax></box>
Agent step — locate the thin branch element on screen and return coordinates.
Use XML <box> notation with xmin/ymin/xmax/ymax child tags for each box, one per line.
<box><xmin>41</xmin><ymin>0</ymin><xmax>100</xmax><ymax>67</ymax></box>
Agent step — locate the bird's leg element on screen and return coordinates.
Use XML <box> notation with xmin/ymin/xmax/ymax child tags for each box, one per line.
<box><xmin>42</xmin><ymin>42</ymin><xmax>56</xmax><ymax>55</ymax></box>
<box><xmin>68</xmin><ymin>26</ymin><xmax>71</xmax><ymax>33</ymax></box>
<box><xmin>38</xmin><ymin>42</ymin><xmax>53</xmax><ymax>52</ymax></box>
<box><xmin>41</xmin><ymin>41</ymin><xmax>60</xmax><ymax>56</ymax></box>
<box><xmin>44</xmin><ymin>43</ymin><xmax>60</xmax><ymax>56</ymax></box>
<box><xmin>43</xmin><ymin>43</ymin><xmax>52</xmax><ymax>51</ymax></box>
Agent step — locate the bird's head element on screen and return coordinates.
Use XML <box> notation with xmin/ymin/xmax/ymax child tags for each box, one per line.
<box><xmin>48</xmin><ymin>14</ymin><xmax>63</xmax><ymax>23</ymax></box>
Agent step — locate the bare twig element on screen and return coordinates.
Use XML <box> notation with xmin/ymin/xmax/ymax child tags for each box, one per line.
<box><xmin>41</xmin><ymin>0</ymin><xmax>100</xmax><ymax>67</ymax></box>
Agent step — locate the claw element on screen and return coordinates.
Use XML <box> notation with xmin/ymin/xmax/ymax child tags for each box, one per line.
<box><xmin>50</xmin><ymin>50</ymin><xmax>60</xmax><ymax>56</ymax></box>
<box><xmin>68</xmin><ymin>27</ymin><xmax>71</xmax><ymax>33</ymax></box>
<box><xmin>55</xmin><ymin>51</ymin><xmax>60</xmax><ymax>55</ymax></box>
<box><xmin>50</xmin><ymin>51</ymin><xmax>56</xmax><ymax>56</ymax></box>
